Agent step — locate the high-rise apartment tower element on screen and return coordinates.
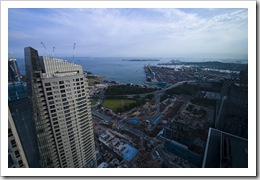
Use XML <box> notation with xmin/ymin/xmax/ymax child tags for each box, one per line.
<box><xmin>24</xmin><ymin>47</ymin><xmax>96</xmax><ymax>168</ymax></box>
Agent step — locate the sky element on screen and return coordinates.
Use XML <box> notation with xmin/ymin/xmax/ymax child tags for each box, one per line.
<box><xmin>8</xmin><ymin>8</ymin><xmax>248</xmax><ymax>58</ymax></box>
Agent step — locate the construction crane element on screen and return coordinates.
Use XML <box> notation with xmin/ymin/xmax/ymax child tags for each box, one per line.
<box><xmin>73</xmin><ymin>43</ymin><xmax>76</xmax><ymax>63</ymax></box>
<box><xmin>40</xmin><ymin>42</ymin><xmax>48</xmax><ymax>56</ymax></box>
<box><xmin>51</xmin><ymin>46</ymin><xmax>55</xmax><ymax>58</ymax></box>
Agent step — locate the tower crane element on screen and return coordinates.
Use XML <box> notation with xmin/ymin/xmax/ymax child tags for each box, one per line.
<box><xmin>40</xmin><ymin>42</ymin><xmax>48</xmax><ymax>56</ymax></box>
<box><xmin>52</xmin><ymin>46</ymin><xmax>55</xmax><ymax>58</ymax></box>
<box><xmin>73</xmin><ymin>43</ymin><xmax>76</xmax><ymax>63</ymax></box>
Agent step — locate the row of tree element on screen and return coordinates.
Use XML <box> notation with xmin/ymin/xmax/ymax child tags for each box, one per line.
<box><xmin>105</xmin><ymin>84</ymin><xmax>158</xmax><ymax>95</ymax></box>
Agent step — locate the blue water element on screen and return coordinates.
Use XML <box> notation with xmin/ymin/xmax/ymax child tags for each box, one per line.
<box><xmin>121</xmin><ymin>144</ymin><xmax>138</xmax><ymax>161</ymax></box>
<box><xmin>129</xmin><ymin>119</ymin><xmax>138</xmax><ymax>125</ymax></box>
<box><xmin>15</xmin><ymin>56</ymin><xmax>248</xmax><ymax>85</ymax></box>
<box><xmin>16</xmin><ymin>57</ymin><xmax>160</xmax><ymax>84</ymax></box>
<box><xmin>152</xmin><ymin>115</ymin><xmax>162</xmax><ymax>125</ymax></box>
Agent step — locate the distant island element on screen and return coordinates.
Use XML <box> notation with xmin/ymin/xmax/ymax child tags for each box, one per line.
<box><xmin>122</xmin><ymin>59</ymin><xmax>160</xmax><ymax>62</ymax></box>
<box><xmin>158</xmin><ymin>59</ymin><xmax>183</xmax><ymax>65</ymax></box>
<box><xmin>158</xmin><ymin>60</ymin><xmax>248</xmax><ymax>71</ymax></box>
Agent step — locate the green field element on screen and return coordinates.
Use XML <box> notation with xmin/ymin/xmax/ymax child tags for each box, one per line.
<box><xmin>102</xmin><ymin>99</ymin><xmax>136</xmax><ymax>111</ymax></box>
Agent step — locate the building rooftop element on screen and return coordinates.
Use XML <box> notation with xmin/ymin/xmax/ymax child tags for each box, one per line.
<box><xmin>99</xmin><ymin>130</ymin><xmax>138</xmax><ymax>162</ymax></box>
<box><xmin>97</xmin><ymin>162</ymin><xmax>108</xmax><ymax>168</ymax></box>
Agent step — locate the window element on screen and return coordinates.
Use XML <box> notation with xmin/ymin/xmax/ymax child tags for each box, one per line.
<box><xmin>46</xmin><ymin>87</ymin><xmax>52</xmax><ymax>91</ymax></box>
<box><xmin>52</xmin><ymin>117</ymin><xmax>58</xmax><ymax>121</ymax></box>
<box><xmin>47</xmin><ymin>92</ymin><xmax>53</xmax><ymax>96</ymax></box>
<box><xmin>8</xmin><ymin>129</ymin><xmax>12</xmax><ymax>137</ymax></box>
<box><xmin>59</xmin><ymin>81</ymin><xmax>64</xmax><ymax>84</ymax></box>
<box><xmin>48</xmin><ymin>96</ymin><xmax>53</xmax><ymax>100</ymax></box>
<box><xmin>18</xmin><ymin>160</ymin><xmax>23</xmax><ymax>166</ymax></box>
<box><xmin>61</xmin><ymin>94</ymin><xmax>66</xmax><ymax>98</ymax></box>
<box><xmin>64</xmin><ymin>110</ymin><xmax>70</xmax><ymax>114</ymax></box>
<box><xmin>15</xmin><ymin>153</ymin><xmax>20</xmax><ymax>158</ymax></box>
<box><xmin>60</xmin><ymin>90</ymin><xmax>65</xmax><ymax>93</ymax></box>
<box><xmin>45</xmin><ymin>82</ymin><xmax>51</xmax><ymax>86</ymax></box>
<box><xmin>10</xmin><ymin>140</ymin><xmax>16</xmax><ymax>146</ymax></box>
<box><xmin>60</xmin><ymin>85</ymin><xmax>65</xmax><ymax>89</ymax></box>
<box><xmin>52</xmin><ymin>113</ymin><xmax>57</xmax><ymax>117</ymax></box>
<box><xmin>14</xmin><ymin>150</ymin><xmax>19</xmax><ymax>155</ymax></box>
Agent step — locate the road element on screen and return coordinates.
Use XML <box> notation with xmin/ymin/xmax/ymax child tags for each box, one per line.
<box><xmin>92</xmin><ymin>107</ymin><xmax>153</xmax><ymax>142</ymax></box>
<box><xmin>91</xmin><ymin>80</ymin><xmax>196</xmax><ymax>167</ymax></box>
<box><xmin>92</xmin><ymin>107</ymin><xmax>176</xmax><ymax>167</ymax></box>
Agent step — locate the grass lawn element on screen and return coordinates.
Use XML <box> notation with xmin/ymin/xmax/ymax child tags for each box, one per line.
<box><xmin>102</xmin><ymin>99</ymin><xmax>136</xmax><ymax>111</ymax></box>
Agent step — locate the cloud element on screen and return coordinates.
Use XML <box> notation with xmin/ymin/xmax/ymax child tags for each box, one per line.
<box><xmin>8</xmin><ymin>8</ymin><xmax>248</xmax><ymax>58</ymax></box>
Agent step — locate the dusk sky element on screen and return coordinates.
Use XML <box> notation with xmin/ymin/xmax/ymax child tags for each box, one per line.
<box><xmin>8</xmin><ymin>8</ymin><xmax>248</xmax><ymax>58</ymax></box>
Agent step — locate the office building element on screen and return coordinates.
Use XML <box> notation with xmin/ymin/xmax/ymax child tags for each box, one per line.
<box><xmin>216</xmin><ymin>81</ymin><xmax>248</xmax><ymax>139</ymax></box>
<box><xmin>8</xmin><ymin>108</ymin><xmax>29</xmax><ymax>168</ymax></box>
<box><xmin>8</xmin><ymin>82</ymin><xmax>28</xmax><ymax>101</ymax></box>
<box><xmin>8</xmin><ymin>82</ymin><xmax>41</xmax><ymax>167</ymax></box>
<box><xmin>202</xmin><ymin>128</ymin><xmax>248</xmax><ymax>168</ymax></box>
<box><xmin>24</xmin><ymin>47</ymin><xmax>96</xmax><ymax>168</ymax></box>
<box><xmin>8</xmin><ymin>58</ymin><xmax>20</xmax><ymax>82</ymax></box>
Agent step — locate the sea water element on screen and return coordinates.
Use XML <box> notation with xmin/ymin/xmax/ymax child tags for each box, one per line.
<box><xmin>15</xmin><ymin>57</ymin><xmax>247</xmax><ymax>85</ymax></box>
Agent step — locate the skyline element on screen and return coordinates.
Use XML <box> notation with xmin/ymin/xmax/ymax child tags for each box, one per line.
<box><xmin>2</xmin><ymin>0</ymin><xmax>257</xmax><ymax>176</ymax></box>
<box><xmin>8</xmin><ymin>8</ymin><xmax>248</xmax><ymax>58</ymax></box>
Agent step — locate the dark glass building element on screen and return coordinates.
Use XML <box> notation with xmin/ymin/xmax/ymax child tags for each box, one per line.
<box><xmin>202</xmin><ymin>128</ymin><xmax>248</xmax><ymax>168</ymax></box>
<box><xmin>8</xmin><ymin>72</ymin><xmax>41</xmax><ymax>168</ymax></box>
<box><xmin>8</xmin><ymin>58</ymin><xmax>20</xmax><ymax>82</ymax></box>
